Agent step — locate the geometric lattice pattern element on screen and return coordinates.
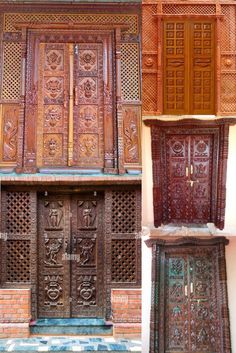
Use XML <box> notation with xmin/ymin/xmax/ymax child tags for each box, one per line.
<box><xmin>121</xmin><ymin>43</ymin><xmax>140</xmax><ymax>101</ymax></box>
<box><xmin>162</xmin><ymin>4</ymin><xmax>216</xmax><ymax>15</ymax></box>
<box><xmin>6</xmin><ymin>240</ymin><xmax>30</xmax><ymax>282</ymax></box>
<box><xmin>4</xmin><ymin>13</ymin><xmax>138</xmax><ymax>34</ymax></box>
<box><xmin>2</xmin><ymin>42</ymin><xmax>21</xmax><ymax>100</ymax></box>
<box><xmin>6</xmin><ymin>192</ymin><xmax>32</xmax><ymax>235</ymax></box>
<box><xmin>111</xmin><ymin>239</ymin><xmax>136</xmax><ymax>283</ymax></box>
<box><xmin>143</xmin><ymin>73</ymin><xmax>157</xmax><ymax>112</ymax></box>
<box><xmin>111</xmin><ymin>191</ymin><xmax>136</xmax><ymax>233</ymax></box>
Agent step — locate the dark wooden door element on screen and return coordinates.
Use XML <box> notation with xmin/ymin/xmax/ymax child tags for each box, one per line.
<box><xmin>38</xmin><ymin>193</ymin><xmax>104</xmax><ymax>318</ymax></box>
<box><xmin>71</xmin><ymin>195</ymin><xmax>104</xmax><ymax>317</ymax></box>
<box><xmin>165</xmin><ymin>134</ymin><xmax>213</xmax><ymax>224</ymax></box>
<box><xmin>163</xmin><ymin>247</ymin><xmax>221</xmax><ymax>353</ymax></box>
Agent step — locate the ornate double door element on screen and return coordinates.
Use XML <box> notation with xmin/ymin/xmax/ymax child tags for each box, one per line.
<box><xmin>35</xmin><ymin>33</ymin><xmax>114</xmax><ymax>170</ymax></box>
<box><xmin>38</xmin><ymin>193</ymin><xmax>105</xmax><ymax>318</ymax></box>
<box><xmin>162</xmin><ymin>247</ymin><xmax>221</xmax><ymax>353</ymax></box>
<box><xmin>164</xmin><ymin>134</ymin><xmax>213</xmax><ymax>224</ymax></box>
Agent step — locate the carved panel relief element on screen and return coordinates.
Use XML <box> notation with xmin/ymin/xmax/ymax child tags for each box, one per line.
<box><xmin>37</xmin><ymin>43</ymin><xmax>70</xmax><ymax>167</ymax></box>
<box><xmin>74</xmin><ymin>44</ymin><xmax>104</xmax><ymax>168</ymax></box>
<box><xmin>38</xmin><ymin>196</ymin><xmax>70</xmax><ymax>318</ymax></box>
<box><xmin>0</xmin><ymin>105</ymin><xmax>19</xmax><ymax>164</ymax></box>
<box><xmin>71</xmin><ymin>195</ymin><xmax>104</xmax><ymax>317</ymax></box>
<box><xmin>123</xmin><ymin>106</ymin><xmax>141</xmax><ymax>165</ymax></box>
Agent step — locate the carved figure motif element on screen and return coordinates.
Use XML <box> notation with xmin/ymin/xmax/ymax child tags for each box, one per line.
<box><xmin>44</xmin><ymin>200</ymin><xmax>63</xmax><ymax>230</ymax></box>
<box><xmin>44</xmin><ymin>238</ymin><xmax>63</xmax><ymax>267</ymax></box>
<box><xmin>77</xmin><ymin>238</ymin><xmax>96</xmax><ymax>265</ymax></box>
<box><xmin>78</xmin><ymin>200</ymin><xmax>97</xmax><ymax>229</ymax></box>
<box><xmin>79</xmin><ymin>106</ymin><xmax>98</xmax><ymax>131</ymax></box>
<box><xmin>43</xmin><ymin>134</ymin><xmax>63</xmax><ymax>159</ymax></box>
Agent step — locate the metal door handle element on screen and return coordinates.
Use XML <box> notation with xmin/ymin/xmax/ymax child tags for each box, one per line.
<box><xmin>190</xmin><ymin>282</ymin><xmax>194</xmax><ymax>294</ymax></box>
<box><xmin>190</xmin><ymin>164</ymin><xmax>194</xmax><ymax>175</ymax></box>
<box><xmin>185</xmin><ymin>285</ymin><xmax>188</xmax><ymax>296</ymax></box>
<box><xmin>186</xmin><ymin>166</ymin><xmax>189</xmax><ymax>177</ymax></box>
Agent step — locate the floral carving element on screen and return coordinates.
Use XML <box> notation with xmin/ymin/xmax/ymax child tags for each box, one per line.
<box><xmin>43</xmin><ymin>134</ymin><xmax>63</xmax><ymax>159</ymax></box>
<box><xmin>45</xmin><ymin>77</ymin><xmax>63</xmax><ymax>100</ymax></box>
<box><xmin>45</xmin><ymin>49</ymin><xmax>63</xmax><ymax>71</ymax></box>
<box><xmin>3</xmin><ymin>119</ymin><xmax>18</xmax><ymax>161</ymax></box>
<box><xmin>79</xmin><ymin>50</ymin><xmax>97</xmax><ymax>72</ymax></box>
<box><xmin>79</xmin><ymin>106</ymin><xmax>98</xmax><ymax>131</ymax></box>
<box><xmin>79</xmin><ymin>78</ymin><xmax>97</xmax><ymax>100</ymax></box>
<box><xmin>171</xmin><ymin>141</ymin><xmax>184</xmax><ymax>157</ymax></box>
<box><xmin>78</xmin><ymin>134</ymin><xmax>98</xmax><ymax>158</ymax></box>
<box><xmin>44</xmin><ymin>106</ymin><xmax>62</xmax><ymax>127</ymax></box>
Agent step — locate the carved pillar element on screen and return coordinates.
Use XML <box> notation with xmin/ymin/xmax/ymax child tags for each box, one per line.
<box><xmin>23</xmin><ymin>33</ymin><xmax>38</xmax><ymax>173</ymax></box>
<box><xmin>16</xmin><ymin>28</ymin><xmax>27</xmax><ymax>173</ymax></box>
<box><xmin>103</xmin><ymin>35</ymin><xmax>116</xmax><ymax>173</ymax></box>
<box><xmin>215</xmin><ymin>4</ymin><xmax>222</xmax><ymax>116</ymax></box>
<box><xmin>151</xmin><ymin>125</ymin><xmax>162</xmax><ymax>227</ymax></box>
<box><xmin>115</xmin><ymin>28</ymin><xmax>125</xmax><ymax>174</ymax></box>
<box><xmin>156</xmin><ymin>4</ymin><xmax>163</xmax><ymax>115</ymax></box>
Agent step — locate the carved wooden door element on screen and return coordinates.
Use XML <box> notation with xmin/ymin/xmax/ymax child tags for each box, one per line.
<box><xmin>165</xmin><ymin>134</ymin><xmax>213</xmax><ymax>224</ymax></box>
<box><xmin>38</xmin><ymin>194</ymin><xmax>104</xmax><ymax>318</ymax></box>
<box><xmin>38</xmin><ymin>195</ymin><xmax>71</xmax><ymax>317</ymax></box>
<box><xmin>163</xmin><ymin>20</ymin><xmax>215</xmax><ymax>115</ymax></box>
<box><xmin>71</xmin><ymin>195</ymin><xmax>104</xmax><ymax>317</ymax></box>
<box><xmin>37</xmin><ymin>40</ymin><xmax>106</xmax><ymax>169</ymax></box>
<box><xmin>163</xmin><ymin>247</ymin><xmax>221</xmax><ymax>352</ymax></box>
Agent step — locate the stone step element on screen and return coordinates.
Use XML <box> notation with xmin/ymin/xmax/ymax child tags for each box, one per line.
<box><xmin>0</xmin><ymin>336</ymin><xmax>141</xmax><ymax>352</ymax></box>
<box><xmin>30</xmin><ymin>319</ymin><xmax>113</xmax><ymax>336</ymax></box>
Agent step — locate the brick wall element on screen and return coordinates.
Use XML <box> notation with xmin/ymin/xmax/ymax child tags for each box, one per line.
<box><xmin>111</xmin><ymin>289</ymin><xmax>141</xmax><ymax>338</ymax></box>
<box><xmin>0</xmin><ymin>289</ymin><xmax>31</xmax><ymax>338</ymax></box>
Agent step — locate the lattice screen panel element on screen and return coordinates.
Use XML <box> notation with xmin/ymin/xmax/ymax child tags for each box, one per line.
<box><xmin>221</xmin><ymin>73</ymin><xmax>236</xmax><ymax>113</ymax></box>
<box><xmin>221</xmin><ymin>6</ymin><xmax>236</xmax><ymax>52</ymax></box>
<box><xmin>5</xmin><ymin>192</ymin><xmax>32</xmax><ymax>235</ymax></box>
<box><xmin>121</xmin><ymin>43</ymin><xmax>140</xmax><ymax>101</ymax></box>
<box><xmin>111</xmin><ymin>190</ymin><xmax>136</xmax><ymax>233</ymax></box>
<box><xmin>6</xmin><ymin>240</ymin><xmax>30</xmax><ymax>283</ymax></box>
<box><xmin>162</xmin><ymin>4</ymin><xmax>216</xmax><ymax>15</ymax></box>
<box><xmin>4</xmin><ymin>13</ymin><xmax>138</xmax><ymax>34</ymax></box>
<box><xmin>142</xmin><ymin>5</ymin><xmax>158</xmax><ymax>52</ymax></box>
<box><xmin>111</xmin><ymin>239</ymin><xmax>136</xmax><ymax>283</ymax></box>
<box><xmin>143</xmin><ymin>73</ymin><xmax>157</xmax><ymax>112</ymax></box>
<box><xmin>2</xmin><ymin>42</ymin><xmax>21</xmax><ymax>100</ymax></box>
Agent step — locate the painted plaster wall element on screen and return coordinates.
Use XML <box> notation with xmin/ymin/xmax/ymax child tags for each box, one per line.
<box><xmin>141</xmin><ymin>123</ymin><xmax>236</xmax><ymax>352</ymax></box>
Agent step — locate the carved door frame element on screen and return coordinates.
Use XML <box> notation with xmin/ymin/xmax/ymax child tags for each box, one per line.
<box><xmin>146</xmin><ymin>236</ymin><xmax>231</xmax><ymax>353</ymax></box>
<box><xmin>20</xmin><ymin>24</ymin><xmax>127</xmax><ymax>173</ymax></box>
<box><xmin>145</xmin><ymin>118</ymin><xmax>236</xmax><ymax>230</ymax></box>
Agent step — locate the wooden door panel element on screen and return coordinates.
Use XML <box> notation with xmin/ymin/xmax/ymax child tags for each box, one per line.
<box><xmin>190</xmin><ymin>22</ymin><xmax>215</xmax><ymax>115</ymax></box>
<box><xmin>38</xmin><ymin>196</ymin><xmax>71</xmax><ymax>318</ymax></box>
<box><xmin>165</xmin><ymin>255</ymin><xmax>188</xmax><ymax>352</ymax></box>
<box><xmin>71</xmin><ymin>195</ymin><xmax>104</xmax><ymax>317</ymax></box>
<box><xmin>191</xmin><ymin>135</ymin><xmax>213</xmax><ymax>223</ymax></box>
<box><xmin>73</xmin><ymin>43</ymin><xmax>104</xmax><ymax>168</ymax></box>
<box><xmin>164</xmin><ymin>21</ymin><xmax>187</xmax><ymax>115</ymax></box>
<box><xmin>165</xmin><ymin>135</ymin><xmax>190</xmax><ymax>223</ymax></box>
<box><xmin>189</xmin><ymin>251</ymin><xmax>220</xmax><ymax>352</ymax></box>
<box><xmin>37</xmin><ymin>43</ymin><xmax>70</xmax><ymax>167</ymax></box>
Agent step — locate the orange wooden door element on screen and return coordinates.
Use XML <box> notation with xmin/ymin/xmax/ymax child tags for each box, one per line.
<box><xmin>163</xmin><ymin>20</ymin><xmax>215</xmax><ymax>115</ymax></box>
